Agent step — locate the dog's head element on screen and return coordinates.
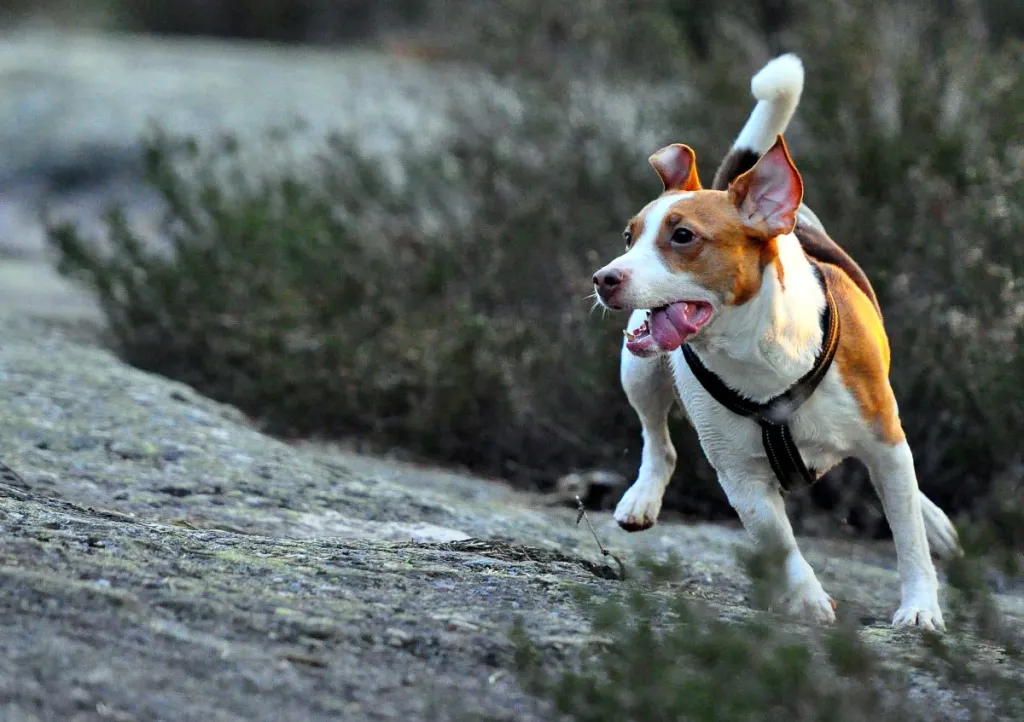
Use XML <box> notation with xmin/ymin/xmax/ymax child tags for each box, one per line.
<box><xmin>592</xmin><ymin>135</ymin><xmax>804</xmax><ymax>357</ymax></box>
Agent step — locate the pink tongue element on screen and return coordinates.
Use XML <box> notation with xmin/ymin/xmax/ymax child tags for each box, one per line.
<box><xmin>650</xmin><ymin>302</ymin><xmax>708</xmax><ymax>352</ymax></box>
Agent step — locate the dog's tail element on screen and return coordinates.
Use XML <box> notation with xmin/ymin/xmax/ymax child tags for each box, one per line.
<box><xmin>711</xmin><ymin>53</ymin><xmax>805</xmax><ymax>191</ymax></box>
<box><xmin>919</xmin><ymin>491</ymin><xmax>963</xmax><ymax>560</ymax></box>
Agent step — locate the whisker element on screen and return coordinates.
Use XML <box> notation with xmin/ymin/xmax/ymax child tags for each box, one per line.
<box><xmin>585</xmin><ymin>290</ymin><xmax>605</xmax><ymax>317</ymax></box>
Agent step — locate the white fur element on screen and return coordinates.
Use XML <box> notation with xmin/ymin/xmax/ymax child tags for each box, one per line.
<box><xmin>921</xmin><ymin>492</ymin><xmax>962</xmax><ymax>560</ymax></box>
<box><xmin>861</xmin><ymin>440</ymin><xmax>944</xmax><ymax>629</ymax></box>
<box><xmin>736</xmin><ymin>54</ymin><xmax>805</xmax><ymax>155</ymax></box>
<box><xmin>737</xmin><ymin>54</ymin><xmax>827</xmax><ymax>247</ymax></box>
<box><xmin>613</xmin><ymin>320</ymin><xmax>678</xmax><ymax>531</ymax></box>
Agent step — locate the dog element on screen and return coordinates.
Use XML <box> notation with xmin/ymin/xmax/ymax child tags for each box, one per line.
<box><xmin>591</xmin><ymin>54</ymin><xmax>961</xmax><ymax>630</ymax></box>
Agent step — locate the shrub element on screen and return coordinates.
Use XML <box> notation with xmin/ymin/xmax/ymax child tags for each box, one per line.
<box><xmin>48</xmin><ymin>0</ymin><xmax>1024</xmax><ymax>528</ymax></box>
<box><xmin>108</xmin><ymin>0</ymin><xmax>431</xmax><ymax>43</ymax></box>
<box><xmin>47</xmin><ymin>107</ymin><xmax>725</xmax><ymax>513</ymax></box>
<box><xmin>508</xmin><ymin>545</ymin><xmax>1023</xmax><ymax>722</ymax></box>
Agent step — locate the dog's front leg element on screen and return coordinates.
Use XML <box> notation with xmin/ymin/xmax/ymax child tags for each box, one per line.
<box><xmin>719</xmin><ymin>471</ymin><xmax>837</xmax><ymax>624</ymax></box>
<box><xmin>614</xmin><ymin>311</ymin><xmax>678</xmax><ymax>532</ymax></box>
<box><xmin>861</xmin><ymin>438</ymin><xmax>944</xmax><ymax>631</ymax></box>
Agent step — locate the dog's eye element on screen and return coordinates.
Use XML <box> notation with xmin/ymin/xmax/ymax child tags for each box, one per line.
<box><xmin>670</xmin><ymin>228</ymin><xmax>696</xmax><ymax>246</ymax></box>
<box><xmin>623</xmin><ymin>230</ymin><xmax>633</xmax><ymax>249</ymax></box>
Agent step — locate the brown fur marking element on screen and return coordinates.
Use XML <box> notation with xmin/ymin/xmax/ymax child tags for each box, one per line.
<box><xmin>638</xmin><ymin>191</ymin><xmax>771</xmax><ymax>306</ymax></box>
<box><xmin>816</xmin><ymin>262</ymin><xmax>905</xmax><ymax>444</ymax></box>
<box><xmin>626</xmin><ymin>216</ymin><xmax>643</xmax><ymax>249</ymax></box>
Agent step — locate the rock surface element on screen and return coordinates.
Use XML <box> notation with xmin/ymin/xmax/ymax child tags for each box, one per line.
<box><xmin>1</xmin><ymin>311</ymin><xmax>1022</xmax><ymax>720</ymax></box>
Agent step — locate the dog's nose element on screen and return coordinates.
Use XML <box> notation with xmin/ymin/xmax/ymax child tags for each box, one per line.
<box><xmin>593</xmin><ymin>268</ymin><xmax>624</xmax><ymax>300</ymax></box>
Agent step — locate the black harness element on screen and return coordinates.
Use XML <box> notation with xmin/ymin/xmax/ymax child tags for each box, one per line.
<box><xmin>681</xmin><ymin>269</ymin><xmax>841</xmax><ymax>492</ymax></box>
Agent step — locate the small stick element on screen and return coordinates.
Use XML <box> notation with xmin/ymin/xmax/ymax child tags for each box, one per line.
<box><xmin>0</xmin><ymin>460</ymin><xmax>27</xmax><ymax>487</ymax></box>
<box><xmin>575</xmin><ymin>495</ymin><xmax>626</xmax><ymax>579</ymax></box>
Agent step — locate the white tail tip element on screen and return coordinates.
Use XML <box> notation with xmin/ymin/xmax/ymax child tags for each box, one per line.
<box><xmin>751</xmin><ymin>53</ymin><xmax>804</xmax><ymax>102</ymax></box>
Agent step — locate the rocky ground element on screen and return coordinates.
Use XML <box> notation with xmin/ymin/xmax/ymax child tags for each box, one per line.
<box><xmin>1</xmin><ymin>311</ymin><xmax>1022</xmax><ymax>721</ymax></box>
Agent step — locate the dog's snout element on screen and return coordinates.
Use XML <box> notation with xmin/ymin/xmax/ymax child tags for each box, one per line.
<box><xmin>593</xmin><ymin>268</ymin><xmax>625</xmax><ymax>300</ymax></box>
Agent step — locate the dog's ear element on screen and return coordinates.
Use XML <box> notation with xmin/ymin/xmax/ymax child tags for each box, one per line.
<box><xmin>727</xmin><ymin>135</ymin><xmax>804</xmax><ymax>238</ymax></box>
<box><xmin>649</xmin><ymin>144</ymin><xmax>702</xmax><ymax>193</ymax></box>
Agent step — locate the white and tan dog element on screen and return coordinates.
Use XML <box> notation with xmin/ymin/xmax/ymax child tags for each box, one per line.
<box><xmin>592</xmin><ymin>54</ymin><xmax>961</xmax><ymax>630</ymax></box>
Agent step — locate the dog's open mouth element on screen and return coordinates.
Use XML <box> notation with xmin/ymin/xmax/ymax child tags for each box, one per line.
<box><xmin>624</xmin><ymin>301</ymin><xmax>713</xmax><ymax>356</ymax></box>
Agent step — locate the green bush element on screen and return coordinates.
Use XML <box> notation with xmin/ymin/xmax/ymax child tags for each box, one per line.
<box><xmin>508</xmin><ymin>545</ymin><xmax>1023</xmax><ymax>722</ymax></box>
<box><xmin>48</xmin><ymin>0</ymin><xmax>1024</xmax><ymax>527</ymax></box>
<box><xmin>48</xmin><ymin>111</ymin><xmax>723</xmax><ymax>511</ymax></box>
<box><xmin>114</xmin><ymin>0</ymin><xmax>431</xmax><ymax>43</ymax></box>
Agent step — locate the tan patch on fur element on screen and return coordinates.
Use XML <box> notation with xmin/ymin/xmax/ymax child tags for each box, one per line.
<box><xmin>817</xmin><ymin>263</ymin><xmax>905</xmax><ymax>444</ymax></box>
<box><xmin>761</xmin><ymin>237</ymin><xmax>785</xmax><ymax>291</ymax></box>
<box><xmin>773</xmin><ymin>256</ymin><xmax>786</xmax><ymax>290</ymax></box>
<box><xmin>637</xmin><ymin>191</ymin><xmax>780</xmax><ymax>306</ymax></box>
<box><xmin>625</xmin><ymin>216</ymin><xmax>644</xmax><ymax>249</ymax></box>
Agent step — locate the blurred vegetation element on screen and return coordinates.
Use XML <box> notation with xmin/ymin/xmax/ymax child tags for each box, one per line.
<box><xmin>46</xmin><ymin>0</ymin><xmax>1024</xmax><ymax>533</ymax></box>
<box><xmin>507</xmin><ymin>538</ymin><xmax>1023</xmax><ymax>722</ymax></box>
<box><xmin>0</xmin><ymin>0</ymin><xmax>427</xmax><ymax>39</ymax></box>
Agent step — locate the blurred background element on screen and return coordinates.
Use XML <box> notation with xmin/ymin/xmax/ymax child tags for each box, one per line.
<box><xmin>3</xmin><ymin>0</ymin><xmax>1023</xmax><ymax>544</ymax></box>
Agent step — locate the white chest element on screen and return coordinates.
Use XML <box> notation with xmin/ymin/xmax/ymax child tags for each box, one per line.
<box><xmin>667</xmin><ymin>349</ymin><xmax>868</xmax><ymax>481</ymax></box>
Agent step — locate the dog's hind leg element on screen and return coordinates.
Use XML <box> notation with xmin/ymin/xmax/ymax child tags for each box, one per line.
<box><xmin>614</xmin><ymin>311</ymin><xmax>678</xmax><ymax>532</ymax></box>
<box><xmin>919</xmin><ymin>491</ymin><xmax>962</xmax><ymax>560</ymax></box>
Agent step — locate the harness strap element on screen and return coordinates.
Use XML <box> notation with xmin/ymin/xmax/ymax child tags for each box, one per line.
<box><xmin>681</xmin><ymin>267</ymin><xmax>840</xmax><ymax>492</ymax></box>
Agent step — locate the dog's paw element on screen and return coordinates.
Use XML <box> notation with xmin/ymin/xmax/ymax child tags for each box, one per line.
<box><xmin>775</xmin><ymin>581</ymin><xmax>837</xmax><ymax>625</ymax></box>
<box><xmin>613</xmin><ymin>482</ymin><xmax>663</xmax><ymax>532</ymax></box>
<box><xmin>892</xmin><ymin>604</ymin><xmax>945</xmax><ymax>632</ymax></box>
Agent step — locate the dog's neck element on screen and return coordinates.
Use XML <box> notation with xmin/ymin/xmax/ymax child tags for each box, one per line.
<box><xmin>687</xmin><ymin>233</ymin><xmax>826</xmax><ymax>404</ymax></box>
